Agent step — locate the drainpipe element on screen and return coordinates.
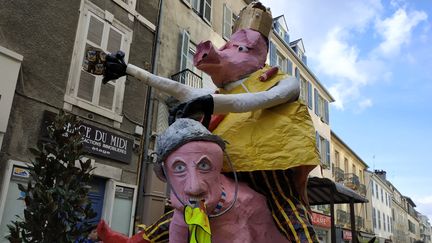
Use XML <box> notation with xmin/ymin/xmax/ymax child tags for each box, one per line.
<box><xmin>136</xmin><ymin>0</ymin><xmax>164</xmax><ymax>225</ymax></box>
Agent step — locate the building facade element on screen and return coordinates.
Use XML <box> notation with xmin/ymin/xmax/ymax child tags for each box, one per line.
<box><xmin>0</xmin><ymin>0</ymin><xmax>160</xmax><ymax>240</ymax></box>
<box><xmin>140</xmin><ymin>0</ymin><xmax>251</xmax><ymax>224</ymax></box>
<box><xmin>419</xmin><ymin>213</ymin><xmax>432</xmax><ymax>243</ymax></box>
<box><xmin>330</xmin><ymin>132</ymin><xmax>371</xmax><ymax>242</ymax></box>
<box><xmin>404</xmin><ymin>197</ymin><xmax>421</xmax><ymax>243</ymax></box>
<box><xmin>370</xmin><ymin>171</ymin><xmax>393</xmax><ymax>242</ymax></box>
<box><xmin>388</xmin><ymin>182</ymin><xmax>409</xmax><ymax>243</ymax></box>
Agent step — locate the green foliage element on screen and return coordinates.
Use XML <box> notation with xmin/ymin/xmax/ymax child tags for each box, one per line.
<box><xmin>7</xmin><ymin>110</ymin><xmax>97</xmax><ymax>243</ymax></box>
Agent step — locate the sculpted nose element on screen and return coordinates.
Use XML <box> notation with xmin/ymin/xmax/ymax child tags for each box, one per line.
<box><xmin>184</xmin><ymin>172</ymin><xmax>206</xmax><ymax>196</ymax></box>
<box><xmin>194</xmin><ymin>41</ymin><xmax>220</xmax><ymax>66</ymax></box>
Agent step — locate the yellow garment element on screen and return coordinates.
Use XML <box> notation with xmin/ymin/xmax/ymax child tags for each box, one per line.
<box><xmin>184</xmin><ymin>205</ymin><xmax>212</xmax><ymax>243</ymax></box>
<box><xmin>214</xmin><ymin>66</ymin><xmax>320</xmax><ymax>172</ymax></box>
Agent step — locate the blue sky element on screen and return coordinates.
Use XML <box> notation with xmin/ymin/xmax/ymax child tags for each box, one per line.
<box><xmin>261</xmin><ymin>0</ymin><xmax>432</xmax><ymax>220</ymax></box>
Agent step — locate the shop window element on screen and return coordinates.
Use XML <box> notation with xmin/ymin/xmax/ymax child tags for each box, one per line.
<box><xmin>65</xmin><ymin>2</ymin><xmax>132</xmax><ymax>122</ymax></box>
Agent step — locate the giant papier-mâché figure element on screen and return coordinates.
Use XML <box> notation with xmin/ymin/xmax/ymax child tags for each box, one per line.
<box><xmin>86</xmin><ymin>1</ymin><xmax>320</xmax><ymax>242</ymax></box>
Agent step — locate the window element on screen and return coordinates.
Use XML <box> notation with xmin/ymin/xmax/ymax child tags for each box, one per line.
<box><xmin>378</xmin><ymin>210</ymin><xmax>381</xmax><ymax>229</ymax></box>
<box><xmin>316</xmin><ymin>132</ymin><xmax>330</xmax><ymax>168</ymax></box>
<box><xmin>65</xmin><ymin>1</ymin><xmax>132</xmax><ymax>122</ymax></box>
<box><xmin>314</xmin><ymin>88</ymin><xmax>329</xmax><ymax>124</ymax></box>
<box><xmin>299</xmin><ymin>77</ymin><xmax>312</xmax><ymax>108</ymax></box>
<box><xmin>352</xmin><ymin>164</ymin><xmax>356</xmax><ymax>175</ymax></box>
<box><xmin>307</xmin><ymin>82</ymin><xmax>312</xmax><ymax>109</ymax></box>
<box><xmin>344</xmin><ymin>158</ymin><xmax>348</xmax><ymax>172</ymax></box>
<box><xmin>276</xmin><ymin>51</ymin><xmax>287</xmax><ymax>73</ymax></box>
<box><xmin>381</xmin><ymin>188</ymin><xmax>384</xmax><ymax>202</ymax></box>
<box><xmin>372</xmin><ymin>181</ymin><xmax>375</xmax><ymax>195</ymax></box>
<box><xmin>385</xmin><ymin>192</ymin><xmax>388</xmax><ymax>206</ymax></box>
<box><xmin>409</xmin><ymin>219</ymin><xmax>416</xmax><ymax>233</ymax></box>
<box><xmin>269</xmin><ymin>41</ymin><xmax>277</xmax><ymax>66</ymax></box>
<box><xmin>186</xmin><ymin>0</ymin><xmax>212</xmax><ymax>24</ymax></box>
<box><xmin>372</xmin><ymin>208</ymin><xmax>376</xmax><ymax>229</ymax></box>
<box><xmin>222</xmin><ymin>4</ymin><xmax>236</xmax><ymax>39</ymax></box>
<box><xmin>179</xmin><ymin>31</ymin><xmax>203</xmax><ymax>88</ymax></box>
<box><xmin>359</xmin><ymin>170</ymin><xmax>363</xmax><ymax>183</ymax></box>
<box><xmin>387</xmin><ymin>215</ymin><xmax>390</xmax><ymax>231</ymax></box>
<box><xmin>375</xmin><ymin>183</ymin><xmax>379</xmax><ymax>198</ymax></box>
<box><xmin>335</xmin><ymin>150</ymin><xmax>340</xmax><ymax>168</ymax></box>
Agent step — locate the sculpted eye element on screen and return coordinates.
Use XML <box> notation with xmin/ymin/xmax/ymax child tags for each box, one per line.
<box><xmin>197</xmin><ymin>159</ymin><xmax>212</xmax><ymax>171</ymax></box>
<box><xmin>237</xmin><ymin>45</ymin><xmax>249</xmax><ymax>52</ymax></box>
<box><xmin>173</xmin><ymin>162</ymin><xmax>187</xmax><ymax>173</ymax></box>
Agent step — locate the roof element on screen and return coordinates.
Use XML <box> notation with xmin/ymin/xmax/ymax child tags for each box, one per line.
<box><xmin>331</xmin><ymin>131</ymin><xmax>369</xmax><ymax>169</ymax></box>
<box><xmin>404</xmin><ymin>196</ymin><xmax>417</xmax><ymax>207</ymax></box>
<box><xmin>289</xmin><ymin>38</ymin><xmax>305</xmax><ymax>54</ymax></box>
<box><xmin>308</xmin><ymin>177</ymin><xmax>368</xmax><ymax>205</ymax></box>
<box><xmin>273</xmin><ymin>15</ymin><xmax>289</xmax><ymax>32</ymax></box>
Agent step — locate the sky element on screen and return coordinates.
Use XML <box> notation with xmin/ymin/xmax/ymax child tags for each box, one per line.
<box><xmin>261</xmin><ymin>0</ymin><xmax>432</xmax><ymax>220</ymax></box>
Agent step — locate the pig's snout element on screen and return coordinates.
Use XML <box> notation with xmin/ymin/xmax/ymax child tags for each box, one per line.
<box><xmin>194</xmin><ymin>41</ymin><xmax>220</xmax><ymax>67</ymax></box>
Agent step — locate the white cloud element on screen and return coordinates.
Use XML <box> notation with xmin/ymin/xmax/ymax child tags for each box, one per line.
<box><xmin>414</xmin><ymin>195</ymin><xmax>432</xmax><ymax>221</ymax></box>
<box><xmin>375</xmin><ymin>8</ymin><xmax>428</xmax><ymax>57</ymax></box>
<box><xmin>358</xmin><ymin>99</ymin><xmax>373</xmax><ymax>110</ymax></box>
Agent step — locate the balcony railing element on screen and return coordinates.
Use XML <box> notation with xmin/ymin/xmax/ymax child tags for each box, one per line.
<box><xmin>359</xmin><ymin>183</ymin><xmax>367</xmax><ymax>197</ymax></box>
<box><xmin>171</xmin><ymin>68</ymin><xmax>203</xmax><ymax>88</ymax></box>
<box><xmin>344</xmin><ymin>173</ymin><xmax>360</xmax><ymax>190</ymax></box>
<box><xmin>337</xmin><ymin>209</ymin><xmax>349</xmax><ymax>225</ymax></box>
<box><xmin>334</xmin><ymin>167</ymin><xmax>345</xmax><ymax>182</ymax></box>
<box><xmin>356</xmin><ymin>216</ymin><xmax>364</xmax><ymax>229</ymax></box>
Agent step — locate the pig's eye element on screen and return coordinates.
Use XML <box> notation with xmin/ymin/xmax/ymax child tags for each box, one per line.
<box><xmin>237</xmin><ymin>45</ymin><xmax>249</xmax><ymax>52</ymax></box>
<box><xmin>173</xmin><ymin>162</ymin><xmax>187</xmax><ymax>173</ymax></box>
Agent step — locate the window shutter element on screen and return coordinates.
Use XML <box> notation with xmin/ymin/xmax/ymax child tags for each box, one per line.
<box><xmin>307</xmin><ymin>82</ymin><xmax>312</xmax><ymax>109</ymax></box>
<box><xmin>284</xmin><ymin>32</ymin><xmax>290</xmax><ymax>44</ymax></box>
<box><xmin>314</xmin><ymin>88</ymin><xmax>319</xmax><ymax>115</ymax></box>
<box><xmin>294</xmin><ymin>67</ymin><xmax>300</xmax><ymax>80</ymax></box>
<box><xmin>107</xmin><ymin>28</ymin><xmax>123</xmax><ymax>54</ymax></box>
<box><xmin>324</xmin><ymin>99</ymin><xmax>329</xmax><ymax>124</ymax></box>
<box><xmin>315</xmin><ymin>131</ymin><xmax>321</xmax><ymax>161</ymax></box>
<box><xmin>223</xmin><ymin>4</ymin><xmax>232</xmax><ymax>39</ymax></box>
<box><xmin>302</xmin><ymin>55</ymin><xmax>308</xmax><ymax>65</ymax></box>
<box><xmin>274</xmin><ymin>21</ymin><xmax>280</xmax><ymax>33</ymax></box>
<box><xmin>286</xmin><ymin>59</ymin><xmax>293</xmax><ymax>76</ymax></box>
<box><xmin>269</xmin><ymin>41</ymin><xmax>276</xmax><ymax>66</ymax></box>
<box><xmin>87</xmin><ymin>15</ymin><xmax>104</xmax><ymax>46</ymax></box>
<box><xmin>325</xmin><ymin>139</ymin><xmax>330</xmax><ymax>166</ymax></box>
<box><xmin>203</xmin><ymin>0</ymin><xmax>212</xmax><ymax>23</ymax></box>
<box><xmin>180</xmin><ymin>30</ymin><xmax>190</xmax><ymax>71</ymax></box>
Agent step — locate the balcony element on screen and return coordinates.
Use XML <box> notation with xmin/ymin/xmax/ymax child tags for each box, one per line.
<box><xmin>171</xmin><ymin>69</ymin><xmax>203</xmax><ymax>88</ymax></box>
<box><xmin>358</xmin><ymin>183</ymin><xmax>367</xmax><ymax>197</ymax></box>
<box><xmin>334</xmin><ymin>167</ymin><xmax>345</xmax><ymax>182</ymax></box>
<box><xmin>337</xmin><ymin>209</ymin><xmax>349</xmax><ymax>225</ymax></box>
<box><xmin>356</xmin><ymin>216</ymin><xmax>364</xmax><ymax>229</ymax></box>
<box><xmin>344</xmin><ymin>173</ymin><xmax>360</xmax><ymax>190</ymax></box>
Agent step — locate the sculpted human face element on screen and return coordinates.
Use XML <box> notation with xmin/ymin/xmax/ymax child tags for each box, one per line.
<box><xmin>165</xmin><ymin>141</ymin><xmax>224</xmax><ymax>214</ymax></box>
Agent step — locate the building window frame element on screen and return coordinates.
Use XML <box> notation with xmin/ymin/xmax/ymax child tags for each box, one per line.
<box><xmin>64</xmin><ymin>0</ymin><xmax>132</xmax><ymax>122</ymax></box>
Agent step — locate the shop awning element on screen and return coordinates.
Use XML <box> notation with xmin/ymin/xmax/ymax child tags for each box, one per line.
<box><xmin>307</xmin><ymin>177</ymin><xmax>368</xmax><ymax>205</ymax></box>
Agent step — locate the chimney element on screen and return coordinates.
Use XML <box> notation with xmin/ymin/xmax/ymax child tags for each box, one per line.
<box><xmin>374</xmin><ymin>170</ymin><xmax>387</xmax><ymax>181</ymax></box>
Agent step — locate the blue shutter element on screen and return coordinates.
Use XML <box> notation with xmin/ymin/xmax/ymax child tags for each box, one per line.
<box><xmin>314</xmin><ymin>88</ymin><xmax>318</xmax><ymax>115</ymax></box>
<box><xmin>269</xmin><ymin>41</ymin><xmax>276</xmax><ymax>66</ymax></box>
<box><xmin>302</xmin><ymin>55</ymin><xmax>307</xmax><ymax>65</ymax></box>
<box><xmin>294</xmin><ymin>67</ymin><xmax>299</xmax><ymax>80</ymax></box>
<box><xmin>307</xmin><ymin>82</ymin><xmax>312</xmax><ymax>109</ymax></box>
<box><xmin>324</xmin><ymin>100</ymin><xmax>329</xmax><ymax>124</ymax></box>
<box><xmin>325</xmin><ymin>139</ymin><xmax>330</xmax><ymax>167</ymax></box>
<box><xmin>274</xmin><ymin>21</ymin><xmax>280</xmax><ymax>33</ymax></box>
<box><xmin>284</xmin><ymin>33</ymin><xmax>290</xmax><ymax>44</ymax></box>
<box><xmin>286</xmin><ymin>59</ymin><xmax>293</xmax><ymax>76</ymax></box>
<box><xmin>315</xmin><ymin>131</ymin><xmax>321</xmax><ymax>162</ymax></box>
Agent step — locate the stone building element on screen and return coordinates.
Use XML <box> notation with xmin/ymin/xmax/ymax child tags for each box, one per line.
<box><xmin>0</xmin><ymin>0</ymin><xmax>160</xmax><ymax>240</ymax></box>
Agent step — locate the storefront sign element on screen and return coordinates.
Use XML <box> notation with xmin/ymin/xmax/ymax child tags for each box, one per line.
<box><xmin>41</xmin><ymin>111</ymin><xmax>133</xmax><ymax>164</ymax></box>
<box><xmin>343</xmin><ymin>230</ymin><xmax>352</xmax><ymax>240</ymax></box>
<box><xmin>311</xmin><ymin>212</ymin><xmax>331</xmax><ymax>228</ymax></box>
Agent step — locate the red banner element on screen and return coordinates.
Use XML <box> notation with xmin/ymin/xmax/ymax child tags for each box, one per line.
<box><xmin>311</xmin><ymin>212</ymin><xmax>331</xmax><ymax>228</ymax></box>
<box><xmin>343</xmin><ymin>230</ymin><xmax>352</xmax><ymax>240</ymax></box>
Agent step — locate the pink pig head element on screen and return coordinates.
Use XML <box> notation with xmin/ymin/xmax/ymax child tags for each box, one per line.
<box><xmin>194</xmin><ymin>29</ymin><xmax>268</xmax><ymax>87</ymax></box>
<box><xmin>164</xmin><ymin>141</ymin><xmax>224</xmax><ymax>214</ymax></box>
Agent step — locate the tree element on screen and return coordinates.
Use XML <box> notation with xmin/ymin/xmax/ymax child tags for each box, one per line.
<box><xmin>7</xmin><ymin>110</ymin><xmax>96</xmax><ymax>243</ymax></box>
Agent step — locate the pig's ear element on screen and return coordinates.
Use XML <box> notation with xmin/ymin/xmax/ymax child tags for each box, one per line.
<box><xmin>231</xmin><ymin>29</ymin><xmax>263</xmax><ymax>48</ymax></box>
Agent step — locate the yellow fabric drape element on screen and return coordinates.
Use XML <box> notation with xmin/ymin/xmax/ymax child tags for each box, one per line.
<box><xmin>214</xmin><ymin>66</ymin><xmax>320</xmax><ymax>172</ymax></box>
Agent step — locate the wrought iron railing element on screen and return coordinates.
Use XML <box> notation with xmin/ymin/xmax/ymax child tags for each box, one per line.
<box><xmin>359</xmin><ymin>183</ymin><xmax>367</xmax><ymax>196</ymax></box>
<box><xmin>356</xmin><ymin>216</ymin><xmax>364</xmax><ymax>229</ymax></box>
<box><xmin>334</xmin><ymin>167</ymin><xmax>345</xmax><ymax>182</ymax></box>
<box><xmin>337</xmin><ymin>209</ymin><xmax>349</xmax><ymax>224</ymax></box>
<box><xmin>344</xmin><ymin>173</ymin><xmax>360</xmax><ymax>190</ymax></box>
<box><xmin>171</xmin><ymin>68</ymin><xmax>203</xmax><ymax>88</ymax></box>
